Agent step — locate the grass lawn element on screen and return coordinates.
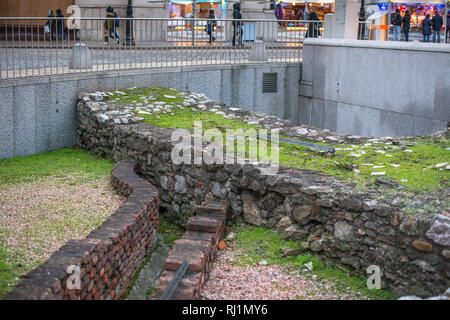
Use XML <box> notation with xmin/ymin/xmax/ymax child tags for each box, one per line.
<box><xmin>0</xmin><ymin>147</ymin><xmax>114</xmax><ymax>186</ymax></box>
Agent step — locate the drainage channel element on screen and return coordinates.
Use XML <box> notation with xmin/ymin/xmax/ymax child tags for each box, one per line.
<box><xmin>124</xmin><ymin>234</ymin><xmax>171</xmax><ymax>300</ymax></box>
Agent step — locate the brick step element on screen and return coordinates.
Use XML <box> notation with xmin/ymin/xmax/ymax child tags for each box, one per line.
<box><xmin>164</xmin><ymin>251</ymin><xmax>206</xmax><ymax>273</ymax></box>
<box><xmin>186</xmin><ymin>216</ymin><xmax>220</xmax><ymax>233</ymax></box>
<box><xmin>186</xmin><ymin>216</ymin><xmax>223</xmax><ymax>243</ymax></box>
<box><xmin>172</xmin><ymin>239</ymin><xmax>212</xmax><ymax>254</ymax></box>
<box><xmin>195</xmin><ymin>201</ymin><xmax>229</xmax><ymax>216</ymax></box>
<box><xmin>172</xmin><ymin>238</ymin><xmax>218</xmax><ymax>270</ymax></box>
<box><xmin>151</xmin><ymin>271</ymin><xmax>203</xmax><ymax>300</ymax></box>
<box><xmin>181</xmin><ymin>231</ymin><xmax>219</xmax><ymax>251</ymax></box>
<box><xmin>152</xmin><ymin>203</ymin><xmax>228</xmax><ymax>300</ymax></box>
<box><xmin>182</xmin><ymin>231</ymin><xmax>214</xmax><ymax>244</ymax></box>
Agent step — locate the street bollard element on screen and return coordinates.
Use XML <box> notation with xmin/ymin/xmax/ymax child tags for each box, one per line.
<box><xmin>69</xmin><ymin>43</ymin><xmax>92</xmax><ymax>69</ymax></box>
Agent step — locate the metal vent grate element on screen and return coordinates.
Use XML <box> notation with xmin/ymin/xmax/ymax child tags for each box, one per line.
<box><xmin>262</xmin><ymin>72</ymin><xmax>277</xmax><ymax>93</ymax></box>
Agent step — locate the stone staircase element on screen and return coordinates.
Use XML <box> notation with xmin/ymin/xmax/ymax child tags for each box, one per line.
<box><xmin>151</xmin><ymin>201</ymin><xmax>228</xmax><ymax>300</ymax></box>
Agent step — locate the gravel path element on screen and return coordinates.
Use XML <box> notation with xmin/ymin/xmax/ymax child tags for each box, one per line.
<box><xmin>0</xmin><ymin>177</ymin><xmax>124</xmax><ymax>273</ymax></box>
<box><xmin>202</xmin><ymin>248</ymin><xmax>369</xmax><ymax>300</ymax></box>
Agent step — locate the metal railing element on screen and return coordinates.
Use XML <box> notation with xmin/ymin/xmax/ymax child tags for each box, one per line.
<box><xmin>0</xmin><ymin>17</ymin><xmax>322</xmax><ymax>80</ymax></box>
<box><xmin>357</xmin><ymin>21</ymin><xmax>373</xmax><ymax>40</ymax></box>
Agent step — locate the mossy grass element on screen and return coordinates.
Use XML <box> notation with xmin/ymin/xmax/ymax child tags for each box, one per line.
<box><xmin>158</xmin><ymin>214</ymin><xmax>185</xmax><ymax>245</ymax></box>
<box><xmin>107</xmin><ymin>87</ymin><xmax>449</xmax><ymax>192</ymax></box>
<box><xmin>0</xmin><ymin>147</ymin><xmax>115</xmax><ymax>186</ymax></box>
<box><xmin>230</xmin><ymin>225</ymin><xmax>395</xmax><ymax>300</ymax></box>
<box><xmin>0</xmin><ymin>242</ymin><xmax>22</xmax><ymax>296</ymax></box>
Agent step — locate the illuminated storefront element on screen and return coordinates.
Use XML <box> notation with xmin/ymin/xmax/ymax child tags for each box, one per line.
<box><xmin>168</xmin><ymin>0</ymin><xmax>226</xmax><ymax>18</ymax></box>
<box><xmin>389</xmin><ymin>0</ymin><xmax>446</xmax><ymax>33</ymax></box>
<box><xmin>275</xmin><ymin>0</ymin><xmax>334</xmax><ymax>21</ymax></box>
<box><xmin>369</xmin><ymin>0</ymin><xmax>448</xmax><ymax>40</ymax></box>
<box><xmin>167</xmin><ymin>0</ymin><xmax>226</xmax><ymax>42</ymax></box>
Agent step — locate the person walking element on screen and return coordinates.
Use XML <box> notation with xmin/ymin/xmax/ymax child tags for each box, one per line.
<box><xmin>446</xmin><ymin>10</ymin><xmax>450</xmax><ymax>43</ymax></box>
<box><xmin>391</xmin><ymin>8</ymin><xmax>402</xmax><ymax>41</ymax></box>
<box><xmin>206</xmin><ymin>10</ymin><xmax>216</xmax><ymax>44</ymax></box>
<box><xmin>402</xmin><ymin>10</ymin><xmax>411</xmax><ymax>42</ymax></box>
<box><xmin>55</xmin><ymin>8</ymin><xmax>66</xmax><ymax>41</ymax></box>
<box><xmin>45</xmin><ymin>9</ymin><xmax>56</xmax><ymax>42</ymax></box>
<box><xmin>306</xmin><ymin>9</ymin><xmax>320</xmax><ymax>38</ymax></box>
<box><xmin>422</xmin><ymin>14</ymin><xmax>432</xmax><ymax>43</ymax></box>
<box><xmin>232</xmin><ymin>3</ymin><xmax>243</xmax><ymax>46</ymax></box>
<box><xmin>276</xmin><ymin>3</ymin><xmax>283</xmax><ymax>26</ymax></box>
<box><xmin>104</xmin><ymin>6</ymin><xmax>118</xmax><ymax>44</ymax></box>
<box><xmin>431</xmin><ymin>11</ymin><xmax>443</xmax><ymax>43</ymax></box>
<box><xmin>111</xmin><ymin>11</ymin><xmax>121</xmax><ymax>44</ymax></box>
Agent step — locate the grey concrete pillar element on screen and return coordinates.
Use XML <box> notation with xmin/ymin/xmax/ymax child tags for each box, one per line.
<box><xmin>249</xmin><ymin>40</ymin><xmax>268</xmax><ymax>61</ymax></box>
<box><xmin>69</xmin><ymin>43</ymin><xmax>92</xmax><ymax>69</ymax></box>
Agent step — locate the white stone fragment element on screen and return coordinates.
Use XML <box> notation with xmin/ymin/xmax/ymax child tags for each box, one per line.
<box><xmin>296</xmin><ymin>128</ymin><xmax>308</xmax><ymax>135</ymax></box>
<box><xmin>96</xmin><ymin>114</ymin><xmax>109</xmax><ymax>123</ymax></box>
<box><xmin>370</xmin><ymin>172</ymin><xmax>386</xmax><ymax>176</ymax></box>
<box><xmin>433</xmin><ymin>162</ymin><xmax>448</xmax><ymax>168</ymax></box>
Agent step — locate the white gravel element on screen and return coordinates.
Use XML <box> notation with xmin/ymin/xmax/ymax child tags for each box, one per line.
<box><xmin>0</xmin><ymin>177</ymin><xmax>124</xmax><ymax>273</ymax></box>
<box><xmin>202</xmin><ymin>248</ymin><xmax>370</xmax><ymax>300</ymax></box>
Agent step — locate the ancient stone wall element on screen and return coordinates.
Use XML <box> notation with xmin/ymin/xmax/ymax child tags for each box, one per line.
<box><xmin>3</xmin><ymin>160</ymin><xmax>159</xmax><ymax>300</ymax></box>
<box><xmin>76</xmin><ymin>93</ymin><xmax>449</xmax><ymax>298</ymax></box>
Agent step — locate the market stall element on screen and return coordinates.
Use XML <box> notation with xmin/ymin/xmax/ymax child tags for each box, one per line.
<box><xmin>275</xmin><ymin>0</ymin><xmax>333</xmax><ymax>40</ymax></box>
<box><xmin>386</xmin><ymin>0</ymin><xmax>447</xmax><ymax>41</ymax></box>
<box><xmin>275</xmin><ymin>0</ymin><xmax>334</xmax><ymax>22</ymax></box>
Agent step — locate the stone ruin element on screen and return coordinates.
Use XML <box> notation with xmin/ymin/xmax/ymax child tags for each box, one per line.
<box><xmin>75</xmin><ymin>88</ymin><xmax>450</xmax><ymax>298</ymax></box>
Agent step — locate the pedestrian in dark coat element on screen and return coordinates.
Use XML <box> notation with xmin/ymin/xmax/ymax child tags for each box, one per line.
<box><xmin>206</xmin><ymin>10</ymin><xmax>216</xmax><ymax>43</ymax></box>
<box><xmin>46</xmin><ymin>9</ymin><xmax>56</xmax><ymax>41</ymax></box>
<box><xmin>306</xmin><ymin>10</ymin><xmax>320</xmax><ymax>38</ymax></box>
<box><xmin>402</xmin><ymin>11</ymin><xmax>411</xmax><ymax>42</ymax></box>
<box><xmin>392</xmin><ymin>8</ymin><xmax>402</xmax><ymax>41</ymax></box>
<box><xmin>431</xmin><ymin>11</ymin><xmax>443</xmax><ymax>43</ymax></box>
<box><xmin>232</xmin><ymin>3</ymin><xmax>243</xmax><ymax>46</ymax></box>
<box><xmin>55</xmin><ymin>8</ymin><xmax>66</xmax><ymax>41</ymax></box>
<box><xmin>422</xmin><ymin>14</ymin><xmax>432</xmax><ymax>42</ymax></box>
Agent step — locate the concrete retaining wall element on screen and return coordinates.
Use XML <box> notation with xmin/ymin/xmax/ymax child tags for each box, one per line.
<box><xmin>299</xmin><ymin>39</ymin><xmax>450</xmax><ymax>137</ymax></box>
<box><xmin>0</xmin><ymin>63</ymin><xmax>300</xmax><ymax>160</ymax></box>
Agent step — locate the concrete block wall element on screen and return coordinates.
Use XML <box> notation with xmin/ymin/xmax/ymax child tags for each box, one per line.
<box><xmin>0</xmin><ymin>62</ymin><xmax>300</xmax><ymax>160</ymax></box>
<box><xmin>299</xmin><ymin>39</ymin><xmax>450</xmax><ymax>137</ymax></box>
